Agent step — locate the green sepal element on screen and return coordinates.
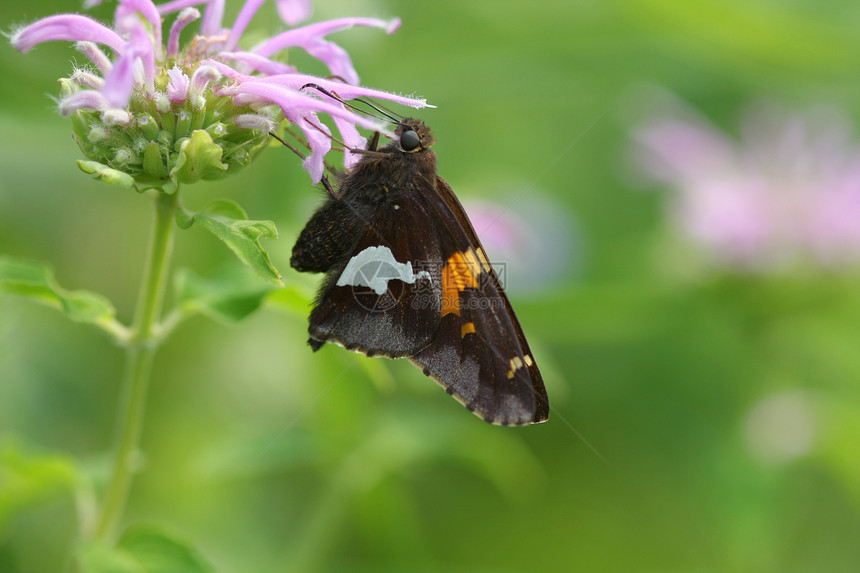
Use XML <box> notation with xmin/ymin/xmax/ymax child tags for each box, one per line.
<box><xmin>77</xmin><ymin>160</ymin><xmax>136</xmax><ymax>189</ymax></box>
<box><xmin>71</xmin><ymin>107</ymin><xmax>90</xmax><ymax>138</ymax></box>
<box><xmin>143</xmin><ymin>141</ymin><xmax>168</xmax><ymax>179</ymax></box>
<box><xmin>175</xmin><ymin>200</ymin><xmax>284</xmax><ymax>285</ymax></box>
<box><xmin>78</xmin><ymin>523</ymin><xmax>216</xmax><ymax>573</ymax></box>
<box><xmin>59</xmin><ymin>78</ymin><xmax>75</xmax><ymax>98</ymax></box>
<box><xmin>0</xmin><ymin>256</ymin><xmax>116</xmax><ymax>323</ymax></box>
<box><xmin>176</xmin><ymin>266</ymin><xmax>278</xmax><ymax>323</ymax></box>
<box><xmin>169</xmin><ymin>129</ymin><xmax>228</xmax><ymax>184</ymax></box>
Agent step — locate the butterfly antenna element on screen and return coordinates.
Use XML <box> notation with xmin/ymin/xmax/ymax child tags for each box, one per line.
<box><xmin>357</xmin><ymin>98</ymin><xmax>406</xmax><ymax>123</ymax></box>
<box><xmin>300</xmin><ymin>116</ymin><xmax>364</xmax><ymax>159</ymax></box>
<box><xmin>269</xmin><ymin>130</ymin><xmax>306</xmax><ymax>161</ymax></box>
<box><xmin>300</xmin><ymin>83</ymin><xmax>405</xmax><ymax>127</ymax></box>
<box><xmin>290</xmin><ymin>124</ymin><xmax>342</xmax><ymax>172</ymax></box>
<box><xmin>270</xmin><ymin>124</ymin><xmax>340</xmax><ymax>175</ymax></box>
<box><xmin>294</xmin><ymin>107</ymin><xmax>392</xmax><ymax>160</ymax></box>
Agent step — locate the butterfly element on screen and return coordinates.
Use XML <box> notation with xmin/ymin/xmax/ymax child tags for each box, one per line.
<box><xmin>290</xmin><ymin>118</ymin><xmax>549</xmax><ymax>425</ymax></box>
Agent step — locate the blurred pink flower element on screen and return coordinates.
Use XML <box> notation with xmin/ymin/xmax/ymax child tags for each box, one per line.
<box><xmin>464</xmin><ymin>194</ymin><xmax>578</xmax><ymax>293</ymax></box>
<box><xmin>634</xmin><ymin>100</ymin><xmax>860</xmax><ymax>271</ymax></box>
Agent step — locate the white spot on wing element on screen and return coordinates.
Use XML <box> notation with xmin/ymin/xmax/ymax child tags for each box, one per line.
<box><xmin>337</xmin><ymin>245</ymin><xmax>431</xmax><ymax>295</ymax></box>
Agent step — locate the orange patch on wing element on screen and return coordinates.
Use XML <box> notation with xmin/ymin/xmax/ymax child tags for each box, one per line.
<box><xmin>464</xmin><ymin>249</ymin><xmax>483</xmax><ymax>277</ymax></box>
<box><xmin>461</xmin><ymin>322</ymin><xmax>476</xmax><ymax>337</ymax></box>
<box><xmin>441</xmin><ymin>250</ymin><xmax>482</xmax><ymax>316</ymax></box>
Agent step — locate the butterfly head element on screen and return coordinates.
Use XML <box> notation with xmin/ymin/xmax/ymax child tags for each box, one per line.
<box><xmin>395</xmin><ymin>119</ymin><xmax>435</xmax><ymax>153</ymax></box>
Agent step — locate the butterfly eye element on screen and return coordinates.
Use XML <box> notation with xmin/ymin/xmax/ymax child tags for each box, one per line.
<box><xmin>399</xmin><ymin>129</ymin><xmax>420</xmax><ymax>152</ymax></box>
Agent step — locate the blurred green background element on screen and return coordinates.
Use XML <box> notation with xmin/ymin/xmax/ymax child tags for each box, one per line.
<box><xmin>3</xmin><ymin>0</ymin><xmax>860</xmax><ymax>571</ymax></box>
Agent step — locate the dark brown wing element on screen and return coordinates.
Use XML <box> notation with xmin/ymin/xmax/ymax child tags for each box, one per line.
<box><xmin>409</xmin><ymin>176</ymin><xmax>549</xmax><ymax>425</ymax></box>
<box><xmin>307</xmin><ymin>192</ymin><xmax>443</xmax><ymax>357</ymax></box>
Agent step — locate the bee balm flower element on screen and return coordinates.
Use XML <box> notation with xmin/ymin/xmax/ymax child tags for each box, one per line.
<box><xmin>10</xmin><ymin>0</ymin><xmax>428</xmax><ymax>191</ymax></box>
<box><xmin>634</xmin><ymin>101</ymin><xmax>860</xmax><ymax>271</ymax></box>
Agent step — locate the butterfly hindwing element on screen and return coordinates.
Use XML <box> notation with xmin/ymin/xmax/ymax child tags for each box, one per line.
<box><xmin>291</xmin><ymin>196</ymin><xmax>368</xmax><ymax>274</ymax></box>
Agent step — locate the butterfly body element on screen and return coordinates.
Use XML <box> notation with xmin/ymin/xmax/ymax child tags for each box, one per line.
<box><xmin>291</xmin><ymin>119</ymin><xmax>549</xmax><ymax>425</ymax></box>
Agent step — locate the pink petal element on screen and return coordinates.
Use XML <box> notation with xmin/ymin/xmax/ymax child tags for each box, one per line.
<box><xmin>11</xmin><ymin>14</ymin><xmax>126</xmax><ymax>55</ymax></box>
<box><xmin>115</xmin><ymin>0</ymin><xmax>162</xmax><ymax>62</ymax></box>
<box><xmin>297</xmin><ymin>115</ymin><xmax>331</xmax><ymax>183</ymax></box>
<box><xmin>204</xmin><ymin>59</ymin><xmax>245</xmax><ymax>80</ymax></box>
<box><xmin>101</xmin><ymin>23</ymin><xmax>154</xmax><ymax>107</ymax></box>
<box><xmin>276</xmin><ymin>0</ymin><xmax>313</xmax><ymax>26</ymax></box>
<box><xmin>386</xmin><ymin>18</ymin><xmax>402</xmax><ymax>34</ymax></box>
<box><xmin>217</xmin><ymin>51</ymin><xmax>296</xmax><ymax>75</ymax></box>
<box><xmin>167</xmin><ymin>67</ymin><xmax>190</xmax><ymax>102</ymax></box>
<box><xmin>75</xmin><ymin>41</ymin><xmax>113</xmax><ymax>75</ymax></box>
<box><xmin>168</xmin><ymin>7</ymin><xmax>201</xmax><ymax>58</ymax></box>
<box><xmin>130</xmin><ymin>23</ymin><xmax>155</xmax><ymax>93</ymax></box>
<box><xmin>254</xmin><ymin>17</ymin><xmax>401</xmax><ymax>57</ymax></box>
<box><xmin>200</xmin><ymin>0</ymin><xmax>225</xmax><ymax>35</ymax></box>
<box><xmin>264</xmin><ymin>73</ymin><xmax>430</xmax><ymax>109</ymax></box>
<box><xmin>233</xmin><ymin>81</ymin><xmax>387</xmax><ymax>133</ymax></box>
<box><xmin>58</xmin><ymin>90</ymin><xmax>108</xmax><ymax>115</ymax></box>
<box><xmin>252</xmin><ymin>17</ymin><xmax>401</xmax><ymax>84</ymax></box>
<box><xmin>224</xmin><ymin>0</ymin><xmax>266</xmax><ymax>51</ymax></box>
<box><xmin>158</xmin><ymin>0</ymin><xmax>224</xmax><ymax>35</ymax></box>
<box><xmin>190</xmin><ymin>64</ymin><xmax>221</xmax><ymax>96</ymax></box>
<box><xmin>304</xmin><ymin>40</ymin><xmax>359</xmax><ymax>86</ymax></box>
<box><xmin>102</xmin><ymin>29</ymin><xmax>150</xmax><ymax>105</ymax></box>
<box><xmin>101</xmin><ymin>54</ymin><xmax>138</xmax><ymax>108</ymax></box>
<box><xmin>117</xmin><ymin>0</ymin><xmax>160</xmax><ymax>25</ymax></box>
<box><xmin>331</xmin><ymin>113</ymin><xmax>367</xmax><ymax>169</ymax></box>
<box><xmin>157</xmin><ymin>0</ymin><xmax>205</xmax><ymax>14</ymax></box>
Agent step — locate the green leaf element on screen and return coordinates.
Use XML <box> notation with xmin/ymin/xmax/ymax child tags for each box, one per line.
<box><xmin>79</xmin><ymin>524</ymin><xmax>215</xmax><ymax>573</ymax></box>
<box><xmin>77</xmin><ymin>160</ymin><xmax>136</xmax><ymax>189</ymax></box>
<box><xmin>0</xmin><ymin>256</ymin><xmax>116</xmax><ymax>323</ymax></box>
<box><xmin>176</xmin><ymin>266</ymin><xmax>278</xmax><ymax>323</ymax></box>
<box><xmin>0</xmin><ymin>436</ymin><xmax>79</xmax><ymax>529</ymax></box>
<box><xmin>169</xmin><ymin>130</ymin><xmax>228</xmax><ymax>184</ymax></box>
<box><xmin>176</xmin><ymin>201</ymin><xmax>283</xmax><ymax>285</ymax></box>
<box><xmin>120</xmin><ymin>524</ymin><xmax>216</xmax><ymax>573</ymax></box>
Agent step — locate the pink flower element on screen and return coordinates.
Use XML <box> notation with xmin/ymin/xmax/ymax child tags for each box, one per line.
<box><xmin>633</xmin><ymin>99</ymin><xmax>860</xmax><ymax>271</ymax></box>
<box><xmin>10</xmin><ymin>0</ymin><xmax>429</xmax><ymax>185</ymax></box>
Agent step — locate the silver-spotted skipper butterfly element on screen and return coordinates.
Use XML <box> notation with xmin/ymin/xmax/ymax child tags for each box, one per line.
<box><xmin>290</xmin><ymin>118</ymin><xmax>549</xmax><ymax>425</ymax></box>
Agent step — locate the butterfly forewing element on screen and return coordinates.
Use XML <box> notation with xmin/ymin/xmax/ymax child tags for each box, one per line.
<box><xmin>408</xmin><ymin>176</ymin><xmax>549</xmax><ymax>425</ymax></box>
<box><xmin>306</xmin><ymin>192</ymin><xmax>442</xmax><ymax>356</ymax></box>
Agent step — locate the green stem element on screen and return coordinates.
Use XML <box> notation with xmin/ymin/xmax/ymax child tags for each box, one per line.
<box><xmin>94</xmin><ymin>191</ymin><xmax>179</xmax><ymax>541</ymax></box>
